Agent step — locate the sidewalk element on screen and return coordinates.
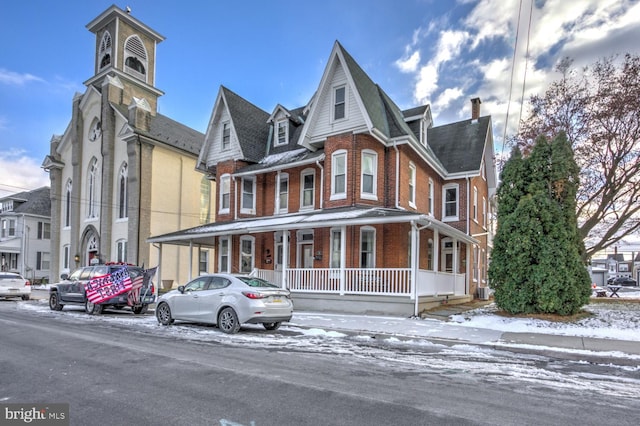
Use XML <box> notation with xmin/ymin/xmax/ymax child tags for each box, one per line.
<box><xmin>289</xmin><ymin>309</ymin><xmax>640</xmax><ymax>365</ymax></box>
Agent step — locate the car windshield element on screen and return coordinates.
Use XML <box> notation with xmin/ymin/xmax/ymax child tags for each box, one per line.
<box><xmin>236</xmin><ymin>277</ymin><xmax>279</xmax><ymax>288</ymax></box>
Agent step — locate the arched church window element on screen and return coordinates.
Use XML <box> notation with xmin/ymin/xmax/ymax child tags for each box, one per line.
<box><xmin>98</xmin><ymin>31</ymin><xmax>112</xmax><ymax>70</ymax></box>
<box><xmin>124</xmin><ymin>35</ymin><xmax>148</xmax><ymax>82</ymax></box>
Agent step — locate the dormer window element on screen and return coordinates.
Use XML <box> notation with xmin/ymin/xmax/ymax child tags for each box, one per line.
<box><xmin>98</xmin><ymin>31</ymin><xmax>112</xmax><ymax>70</ymax></box>
<box><xmin>333</xmin><ymin>85</ymin><xmax>346</xmax><ymax>121</ymax></box>
<box><xmin>276</xmin><ymin>120</ymin><xmax>288</xmax><ymax>146</ymax></box>
<box><xmin>124</xmin><ymin>35</ymin><xmax>148</xmax><ymax>82</ymax></box>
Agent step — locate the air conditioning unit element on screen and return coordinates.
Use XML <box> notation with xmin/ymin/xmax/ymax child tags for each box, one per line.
<box><xmin>478</xmin><ymin>287</ymin><xmax>490</xmax><ymax>300</ymax></box>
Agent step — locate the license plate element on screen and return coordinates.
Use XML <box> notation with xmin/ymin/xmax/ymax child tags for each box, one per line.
<box><xmin>272</xmin><ymin>298</ymin><xmax>282</xmax><ymax>303</ymax></box>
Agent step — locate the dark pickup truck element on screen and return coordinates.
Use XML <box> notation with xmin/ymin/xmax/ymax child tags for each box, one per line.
<box><xmin>49</xmin><ymin>264</ymin><xmax>155</xmax><ymax>315</ymax></box>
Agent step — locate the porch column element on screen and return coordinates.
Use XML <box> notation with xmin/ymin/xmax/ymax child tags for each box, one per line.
<box><xmin>282</xmin><ymin>230</ymin><xmax>289</xmax><ymax>289</ymax></box>
<box><xmin>188</xmin><ymin>240</ymin><xmax>193</xmax><ymax>281</ymax></box>
<box><xmin>434</xmin><ymin>229</ymin><xmax>440</xmax><ymax>272</ymax></box>
<box><xmin>410</xmin><ymin>222</ymin><xmax>419</xmax><ymax>316</ymax></box>
<box><xmin>156</xmin><ymin>243</ymin><xmax>163</xmax><ymax>292</ymax></box>
<box><xmin>340</xmin><ymin>225</ymin><xmax>346</xmax><ymax>295</ymax></box>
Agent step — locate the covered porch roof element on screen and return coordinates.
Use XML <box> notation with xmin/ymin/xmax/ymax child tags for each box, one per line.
<box><xmin>147</xmin><ymin>206</ymin><xmax>478</xmax><ymax>248</ymax></box>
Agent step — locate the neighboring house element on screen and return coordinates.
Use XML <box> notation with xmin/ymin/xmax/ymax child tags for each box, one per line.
<box><xmin>149</xmin><ymin>41</ymin><xmax>497</xmax><ymax>316</ymax></box>
<box><xmin>42</xmin><ymin>6</ymin><xmax>214</xmax><ymax>286</ymax></box>
<box><xmin>0</xmin><ymin>187</ymin><xmax>51</xmax><ymax>282</ymax></box>
<box><xmin>605</xmin><ymin>254</ymin><xmax>633</xmax><ymax>281</ymax></box>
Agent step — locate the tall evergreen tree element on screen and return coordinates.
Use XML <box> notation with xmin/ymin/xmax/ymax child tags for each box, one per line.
<box><xmin>489</xmin><ymin>133</ymin><xmax>591</xmax><ymax>315</ymax></box>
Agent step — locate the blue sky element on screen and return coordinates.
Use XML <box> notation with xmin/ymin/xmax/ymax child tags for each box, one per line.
<box><xmin>1</xmin><ymin>0</ymin><xmax>639</xmax><ymax>197</ymax></box>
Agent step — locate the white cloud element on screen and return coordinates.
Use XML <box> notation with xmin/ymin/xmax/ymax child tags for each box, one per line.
<box><xmin>434</xmin><ymin>30</ymin><xmax>469</xmax><ymax>64</ymax></box>
<box><xmin>414</xmin><ymin>64</ymin><xmax>439</xmax><ymax>105</ymax></box>
<box><xmin>0</xmin><ymin>150</ymin><xmax>50</xmax><ymax>197</ymax></box>
<box><xmin>434</xmin><ymin>87</ymin><xmax>464</xmax><ymax>111</ymax></box>
<box><xmin>395</xmin><ymin>50</ymin><xmax>421</xmax><ymax>73</ymax></box>
<box><xmin>0</xmin><ymin>68</ymin><xmax>44</xmax><ymax>86</ymax></box>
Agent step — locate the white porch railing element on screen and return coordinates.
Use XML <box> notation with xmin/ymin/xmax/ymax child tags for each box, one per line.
<box><xmin>253</xmin><ymin>267</ymin><xmax>465</xmax><ymax>297</ymax></box>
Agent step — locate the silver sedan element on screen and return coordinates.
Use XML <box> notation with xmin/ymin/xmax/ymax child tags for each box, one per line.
<box><xmin>0</xmin><ymin>272</ymin><xmax>31</xmax><ymax>300</ymax></box>
<box><xmin>155</xmin><ymin>274</ymin><xmax>293</xmax><ymax>334</ymax></box>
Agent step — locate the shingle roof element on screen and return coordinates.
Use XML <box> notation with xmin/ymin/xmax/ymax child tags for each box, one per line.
<box><xmin>427</xmin><ymin>116</ymin><xmax>491</xmax><ymax>174</ymax></box>
<box><xmin>222</xmin><ymin>86</ymin><xmax>271</xmax><ymax>163</ymax></box>
<box><xmin>4</xmin><ymin>187</ymin><xmax>51</xmax><ymax>216</ymax></box>
<box><xmin>111</xmin><ymin>103</ymin><xmax>204</xmax><ymax>155</ymax></box>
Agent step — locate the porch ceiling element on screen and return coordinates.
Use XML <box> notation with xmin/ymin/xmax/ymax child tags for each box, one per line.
<box><xmin>147</xmin><ymin>206</ymin><xmax>478</xmax><ymax>248</ymax></box>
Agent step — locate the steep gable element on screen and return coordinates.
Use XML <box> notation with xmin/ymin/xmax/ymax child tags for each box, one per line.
<box><xmin>200</xmin><ymin>86</ymin><xmax>270</xmax><ymax>168</ymax></box>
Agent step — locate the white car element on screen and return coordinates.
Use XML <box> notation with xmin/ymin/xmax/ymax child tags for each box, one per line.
<box><xmin>0</xmin><ymin>272</ymin><xmax>31</xmax><ymax>300</ymax></box>
<box><xmin>156</xmin><ymin>274</ymin><xmax>293</xmax><ymax>334</ymax></box>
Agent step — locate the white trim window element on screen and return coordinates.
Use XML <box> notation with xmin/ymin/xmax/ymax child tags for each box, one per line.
<box><xmin>300</xmin><ymin>169</ymin><xmax>315</xmax><ymax>210</ymax></box>
<box><xmin>219</xmin><ymin>174</ymin><xmax>230</xmax><ymax>214</ymax></box>
<box><xmin>361</xmin><ymin>150</ymin><xmax>377</xmax><ymax>200</ymax></box>
<box><xmin>36</xmin><ymin>252</ymin><xmax>50</xmax><ymax>271</ymax></box>
<box><xmin>276</xmin><ymin>173</ymin><xmax>289</xmax><ymax>214</ymax></box>
<box><xmin>65</xmin><ymin>180</ymin><xmax>72</xmax><ymax>228</ymax></box>
<box><xmin>239</xmin><ymin>236</ymin><xmax>255</xmax><ymax>274</ymax></box>
<box><xmin>473</xmin><ymin>186</ymin><xmax>478</xmax><ymax>222</ymax></box>
<box><xmin>200</xmin><ymin>176</ymin><xmax>211</xmax><ymax>224</ymax></box>
<box><xmin>222</xmin><ymin>122</ymin><xmax>231</xmax><ymax>151</ymax></box>
<box><xmin>428</xmin><ymin>178</ymin><xmax>434</xmax><ymax>216</ymax></box>
<box><xmin>241</xmin><ymin>177</ymin><xmax>256</xmax><ymax>214</ymax></box>
<box><xmin>63</xmin><ymin>245</ymin><xmax>70</xmax><ymax>271</ymax></box>
<box><xmin>116</xmin><ymin>240</ymin><xmax>127</xmax><ymax>263</ymax></box>
<box><xmin>333</xmin><ymin>85</ymin><xmax>346</xmax><ymax>121</ymax></box>
<box><xmin>360</xmin><ymin>227</ymin><xmax>376</xmax><ymax>268</ymax></box>
<box><xmin>118</xmin><ymin>163</ymin><xmax>128</xmax><ymax>219</ymax></box>
<box><xmin>87</xmin><ymin>158</ymin><xmax>100</xmax><ymax>219</ymax></box>
<box><xmin>218</xmin><ymin>237</ymin><xmax>230</xmax><ymax>273</ymax></box>
<box><xmin>408</xmin><ymin>163</ymin><xmax>416</xmax><ymax>208</ymax></box>
<box><xmin>276</xmin><ymin>120</ymin><xmax>288</xmax><ymax>146</ymax></box>
<box><xmin>331</xmin><ymin>150</ymin><xmax>347</xmax><ymax>200</ymax></box>
<box><xmin>443</xmin><ymin>184</ymin><xmax>459</xmax><ymax>221</ymax></box>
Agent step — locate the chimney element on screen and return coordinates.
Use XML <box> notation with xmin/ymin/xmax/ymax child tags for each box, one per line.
<box><xmin>471</xmin><ymin>97</ymin><xmax>482</xmax><ymax>120</ymax></box>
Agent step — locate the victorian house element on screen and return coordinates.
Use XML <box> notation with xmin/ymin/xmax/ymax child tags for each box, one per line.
<box><xmin>42</xmin><ymin>6</ymin><xmax>213</xmax><ymax>286</ymax></box>
<box><xmin>149</xmin><ymin>41</ymin><xmax>496</xmax><ymax>316</ymax></box>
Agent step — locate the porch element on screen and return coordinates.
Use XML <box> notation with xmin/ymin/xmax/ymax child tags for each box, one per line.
<box><xmin>253</xmin><ymin>267</ymin><xmax>470</xmax><ymax>316</ymax></box>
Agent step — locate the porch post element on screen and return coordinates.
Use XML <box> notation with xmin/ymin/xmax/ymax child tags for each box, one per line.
<box><xmin>282</xmin><ymin>230</ymin><xmax>289</xmax><ymax>289</ymax></box>
<box><xmin>188</xmin><ymin>240</ymin><xmax>193</xmax><ymax>281</ymax></box>
<box><xmin>340</xmin><ymin>225</ymin><xmax>346</xmax><ymax>295</ymax></box>
<box><xmin>157</xmin><ymin>243</ymin><xmax>163</xmax><ymax>292</ymax></box>
<box><xmin>411</xmin><ymin>221</ymin><xmax>419</xmax><ymax>316</ymax></box>
<box><xmin>434</xmin><ymin>229</ymin><xmax>440</xmax><ymax>271</ymax></box>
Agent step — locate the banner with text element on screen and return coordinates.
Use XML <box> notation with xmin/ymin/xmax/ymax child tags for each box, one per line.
<box><xmin>85</xmin><ymin>268</ymin><xmax>132</xmax><ymax>304</ymax></box>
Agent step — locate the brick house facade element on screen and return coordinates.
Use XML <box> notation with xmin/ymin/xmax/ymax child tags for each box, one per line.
<box><xmin>150</xmin><ymin>41</ymin><xmax>496</xmax><ymax>316</ymax></box>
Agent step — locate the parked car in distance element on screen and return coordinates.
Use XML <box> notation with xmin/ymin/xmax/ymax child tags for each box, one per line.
<box><xmin>156</xmin><ymin>274</ymin><xmax>293</xmax><ymax>334</ymax></box>
<box><xmin>49</xmin><ymin>263</ymin><xmax>155</xmax><ymax>315</ymax></box>
<box><xmin>0</xmin><ymin>272</ymin><xmax>31</xmax><ymax>300</ymax></box>
<box><xmin>607</xmin><ymin>276</ymin><xmax>637</xmax><ymax>287</ymax></box>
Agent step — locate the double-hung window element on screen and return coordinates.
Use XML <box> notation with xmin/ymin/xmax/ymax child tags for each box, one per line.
<box><xmin>334</xmin><ymin>86</ymin><xmax>346</xmax><ymax>120</ymax></box>
<box><xmin>219</xmin><ymin>175</ymin><xmax>230</xmax><ymax>214</ymax></box>
<box><xmin>428</xmin><ymin>179</ymin><xmax>434</xmax><ymax>215</ymax></box>
<box><xmin>277</xmin><ymin>173</ymin><xmax>289</xmax><ymax>214</ymax></box>
<box><xmin>239</xmin><ymin>236</ymin><xmax>254</xmax><ymax>273</ymax></box>
<box><xmin>443</xmin><ymin>184</ymin><xmax>459</xmax><ymax>221</ymax></box>
<box><xmin>360</xmin><ymin>227</ymin><xmax>375</xmax><ymax>268</ymax></box>
<box><xmin>300</xmin><ymin>170</ymin><xmax>315</xmax><ymax>209</ymax></box>
<box><xmin>361</xmin><ymin>150</ymin><xmax>377</xmax><ymax>200</ymax></box>
<box><xmin>331</xmin><ymin>151</ymin><xmax>347</xmax><ymax>200</ymax></box>
<box><xmin>408</xmin><ymin>163</ymin><xmax>416</xmax><ymax>208</ymax></box>
<box><xmin>241</xmin><ymin>177</ymin><xmax>255</xmax><ymax>214</ymax></box>
<box><xmin>222</xmin><ymin>122</ymin><xmax>231</xmax><ymax>150</ymax></box>
<box><xmin>276</xmin><ymin>121</ymin><xmax>288</xmax><ymax>146</ymax></box>
<box><xmin>219</xmin><ymin>238</ymin><xmax>230</xmax><ymax>273</ymax></box>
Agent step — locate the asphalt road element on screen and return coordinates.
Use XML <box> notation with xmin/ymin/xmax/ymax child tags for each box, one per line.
<box><xmin>1</xmin><ymin>300</ymin><xmax>639</xmax><ymax>426</ymax></box>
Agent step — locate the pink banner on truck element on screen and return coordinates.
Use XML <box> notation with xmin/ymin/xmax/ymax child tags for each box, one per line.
<box><xmin>85</xmin><ymin>267</ymin><xmax>133</xmax><ymax>304</ymax></box>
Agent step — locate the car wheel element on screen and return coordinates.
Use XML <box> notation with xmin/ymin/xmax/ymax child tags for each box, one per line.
<box><xmin>156</xmin><ymin>302</ymin><xmax>174</xmax><ymax>325</ymax></box>
<box><xmin>218</xmin><ymin>307</ymin><xmax>241</xmax><ymax>334</ymax></box>
<box><xmin>49</xmin><ymin>292</ymin><xmax>63</xmax><ymax>311</ymax></box>
<box><xmin>21</xmin><ymin>294</ymin><xmax>30</xmax><ymax>301</ymax></box>
<box><xmin>262</xmin><ymin>322</ymin><xmax>281</xmax><ymax>331</ymax></box>
<box><xmin>85</xmin><ymin>300</ymin><xmax>103</xmax><ymax>315</ymax></box>
<box><xmin>132</xmin><ymin>305</ymin><xmax>149</xmax><ymax>315</ymax></box>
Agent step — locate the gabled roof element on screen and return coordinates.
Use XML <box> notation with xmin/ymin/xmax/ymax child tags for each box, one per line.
<box><xmin>0</xmin><ymin>187</ymin><xmax>50</xmax><ymax>217</ymax></box>
<box><xmin>221</xmin><ymin>86</ymin><xmax>270</xmax><ymax>163</ymax></box>
<box><xmin>427</xmin><ymin>116</ymin><xmax>491</xmax><ymax>174</ymax></box>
